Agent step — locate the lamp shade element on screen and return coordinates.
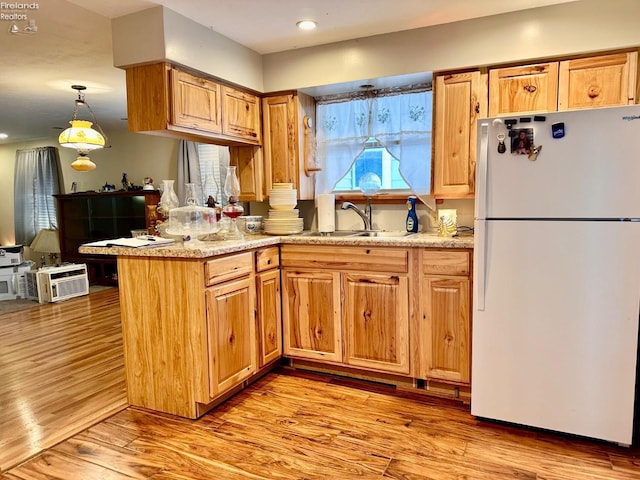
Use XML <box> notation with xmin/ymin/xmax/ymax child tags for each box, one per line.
<box><xmin>30</xmin><ymin>229</ymin><xmax>60</xmax><ymax>254</ymax></box>
<box><xmin>58</xmin><ymin>120</ymin><xmax>105</xmax><ymax>150</ymax></box>
<box><xmin>71</xmin><ymin>155</ymin><xmax>96</xmax><ymax>172</ymax></box>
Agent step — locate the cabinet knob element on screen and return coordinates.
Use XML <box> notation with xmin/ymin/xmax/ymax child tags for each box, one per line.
<box><xmin>588</xmin><ymin>86</ymin><xmax>601</xmax><ymax>99</ymax></box>
<box><xmin>523</xmin><ymin>85</ymin><xmax>537</xmax><ymax>94</ymax></box>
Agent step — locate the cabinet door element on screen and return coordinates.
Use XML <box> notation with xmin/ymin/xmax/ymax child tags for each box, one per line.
<box><xmin>256</xmin><ymin>269</ymin><xmax>282</xmax><ymax>366</ymax></box>
<box><xmin>262</xmin><ymin>94</ymin><xmax>298</xmax><ymax>188</ymax></box>
<box><xmin>262</xmin><ymin>93</ymin><xmax>316</xmax><ymax>200</ymax></box>
<box><xmin>422</xmin><ymin>276</ymin><xmax>470</xmax><ymax>383</ymax></box>
<box><xmin>206</xmin><ymin>277</ymin><xmax>257</xmax><ymax>398</ymax></box>
<box><xmin>343</xmin><ymin>273</ymin><xmax>410</xmax><ymax>374</ymax></box>
<box><xmin>221</xmin><ymin>86</ymin><xmax>261</xmax><ymax>143</ymax></box>
<box><xmin>433</xmin><ymin>71</ymin><xmax>486</xmax><ymax>198</ymax></box>
<box><xmin>489</xmin><ymin>62</ymin><xmax>559</xmax><ymax>116</ymax></box>
<box><xmin>230</xmin><ymin>145</ymin><xmax>265</xmax><ymax>202</ymax></box>
<box><xmin>171</xmin><ymin>69</ymin><xmax>222</xmax><ymax>133</ymax></box>
<box><xmin>558</xmin><ymin>52</ymin><xmax>637</xmax><ymax>110</ymax></box>
<box><xmin>281</xmin><ymin>270</ymin><xmax>342</xmax><ymax>362</ymax></box>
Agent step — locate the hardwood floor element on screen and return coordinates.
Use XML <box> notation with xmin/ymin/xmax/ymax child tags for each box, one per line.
<box><xmin>0</xmin><ymin>288</ymin><xmax>127</xmax><ymax>472</ymax></box>
<box><xmin>2</xmin><ymin>288</ymin><xmax>640</xmax><ymax>479</ymax></box>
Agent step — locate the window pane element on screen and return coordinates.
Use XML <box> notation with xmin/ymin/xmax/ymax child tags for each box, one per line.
<box><xmin>334</xmin><ymin>146</ymin><xmax>410</xmax><ymax>192</ymax></box>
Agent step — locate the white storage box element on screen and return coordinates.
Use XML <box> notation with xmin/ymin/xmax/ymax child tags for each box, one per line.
<box><xmin>0</xmin><ymin>245</ymin><xmax>24</xmax><ymax>267</ymax></box>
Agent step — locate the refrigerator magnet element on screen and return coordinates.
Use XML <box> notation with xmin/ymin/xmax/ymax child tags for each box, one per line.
<box><xmin>552</xmin><ymin>122</ymin><xmax>565</xmax><ymax>138</ymax></box>
<box><xmin>511</xmin><ymin>128</ymin><xmax>534</xmax><ymax>155</ymax></box>
<box><xmin>497</xmin><ymin>133</ymin><xmax>506</xmax><ymax>153</ymax></box>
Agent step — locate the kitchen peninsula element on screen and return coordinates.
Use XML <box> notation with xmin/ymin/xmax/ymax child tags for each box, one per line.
<box><xmin>80</xmin><ymin>232</ymin><xmax>473</xmax><ymax>418</ymax></box>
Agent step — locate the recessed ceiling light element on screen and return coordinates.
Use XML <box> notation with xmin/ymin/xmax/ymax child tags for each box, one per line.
<box><xmin>0</xmin><ymin>133</ymin><xmax>8</xmax><ymax>139</ymax></box>
<box><xmin>296</xmin><ymin>20</ymin><xmax>317</xmax><ymax>30</ymax></box>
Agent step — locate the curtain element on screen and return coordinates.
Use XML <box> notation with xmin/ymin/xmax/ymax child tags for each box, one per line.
<box><xmin>176</xmin><ymin>140</ymin><xmax>202</xmax><ymax>204</ymax></box>
<box><xmin>13</xmin><ymin>146</ymin><xmax>63</xmax><ymax>246</ymax></box>
<box><xmin>315</xmin><ymin>90</ymin><xmax>433</xmax><ymax>199</ymax></box>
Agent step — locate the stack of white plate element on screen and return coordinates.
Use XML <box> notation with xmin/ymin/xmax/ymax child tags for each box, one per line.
<box><xmin>265</xmin><ymin>183</ymin><xmax>303</xmax><ymax>234</ymax></box>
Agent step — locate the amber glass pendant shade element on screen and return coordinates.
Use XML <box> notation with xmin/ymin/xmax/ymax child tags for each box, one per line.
<box><xmin>70</xmin><ymin>154</ymin><xmax>96</xmax><ymax>172</ymax></box>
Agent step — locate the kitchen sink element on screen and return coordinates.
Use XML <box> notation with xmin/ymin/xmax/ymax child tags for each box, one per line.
<box><xmin>299</xmin><ymin>230</ymin><xmax>364</xmax><ymax>237</ymax></box>
<box><xmin>299</xmin><ymin>230</ymin><xmax>416</xmax><ymax>238</ymax></box>
<box><xmin>354</xmin><ymin>230</ymin><xmax>416</xmax><ymax>237</ymax></box>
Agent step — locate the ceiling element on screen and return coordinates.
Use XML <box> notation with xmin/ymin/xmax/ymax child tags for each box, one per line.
<box><xmin>0</xmin><ymin>0</ymin><xmax>578</xmax><ymax>145</ymax></box>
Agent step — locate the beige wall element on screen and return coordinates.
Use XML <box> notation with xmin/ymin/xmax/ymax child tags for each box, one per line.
<box><xmin>0</xmin><ymin>129</ymin><xmax>178</xmax><ymax>246</ymax></box>
<box><xmin>112</xmin><ymin>6</ymin><xmax>264</xmax><ymax>92</ymax></box>
<box><xmin>112</xmin><ymin>0</ymin><xmax>640</xmax><ymax>93</ymax></box>
<box><xmin>263</xmin><ymin>0</ymin><xmax>640</xmax><ymax>91</ymax></box>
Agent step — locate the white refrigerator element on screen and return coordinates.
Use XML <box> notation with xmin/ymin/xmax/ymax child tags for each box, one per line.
<box><xmin>472</xmin><ymin>104</ymin><xmax>640</xmax><ymax>445</ymax></box>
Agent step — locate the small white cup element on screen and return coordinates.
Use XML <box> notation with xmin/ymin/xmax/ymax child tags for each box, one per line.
<box><xmin>239</xmin><ymin>215</ymin><xmax>263</xmax><ymax>234</ymax></box>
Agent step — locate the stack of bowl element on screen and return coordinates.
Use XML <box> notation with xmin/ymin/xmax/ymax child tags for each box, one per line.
<box><xmin>264</xmin><ymin>183</ymin><xmax>303</xmax><ymax>234</ymax></box>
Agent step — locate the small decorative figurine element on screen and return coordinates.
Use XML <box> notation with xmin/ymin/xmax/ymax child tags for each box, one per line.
<box><xmin>528</xmin><ymin>144</ymin><xmax>542</xmax><ymax>161</ymax></box>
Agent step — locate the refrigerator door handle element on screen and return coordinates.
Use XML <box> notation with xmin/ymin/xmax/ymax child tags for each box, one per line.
<box><xmin>475</xmin><ymin>122</ymin><xmax>489</xmax><ymax>221</ymax></box>
<box><xmin>474</xmin><ymin>220</ymin><xmax>487</xmax><ymax>311</ymax></box>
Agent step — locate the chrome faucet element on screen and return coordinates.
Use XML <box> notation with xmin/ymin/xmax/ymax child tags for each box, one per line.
<box><xmin>341</xmin><ymin>200</ymin><xmax>372</xmax><ymax>230</ymax></box>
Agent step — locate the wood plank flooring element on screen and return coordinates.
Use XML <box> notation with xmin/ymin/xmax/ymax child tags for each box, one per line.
<box><xmin>2</xmin><ymin>287</ymin><xmax>640</xmax><ymax>478</ymax></box>
<box><xmin>0</xmin><ymin>288</ymin><xmax>127</xmax><ymax>472</ymax></box>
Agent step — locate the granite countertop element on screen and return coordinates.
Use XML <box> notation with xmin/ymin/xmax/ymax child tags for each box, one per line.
<box><xmin>78</xmin><ymin>231</ymin><xmax>474</xmax><ymax>259</ymax></box>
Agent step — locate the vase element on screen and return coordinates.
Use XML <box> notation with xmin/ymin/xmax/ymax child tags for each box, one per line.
<box><xmin>159</xmin><ymin>179</ymin><xmax>179</xmax><ymax>217</ymax></box>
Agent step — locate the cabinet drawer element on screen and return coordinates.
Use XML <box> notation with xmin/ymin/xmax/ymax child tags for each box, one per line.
<box><xmin>205</xmin><ymin>252</ymin><xmax>253</xmax><ymax>286</ymax></box>
<box><xmin>422</xmin><ymin>250</ymin><xmax>470</xmax><ymax>276</ymax></box>
<box><xmin>281</xmin><ymin>245</ymin><xmax>408</xmax><ymax>273</ymax></box>
<box><xmin>256</xmin><ymin>246</ymin><xmax>279</xmax><ymax>272</ymax></box>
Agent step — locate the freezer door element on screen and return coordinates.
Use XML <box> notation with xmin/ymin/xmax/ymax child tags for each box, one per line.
<box><xmin>480</xmin><ymin>105</ymin><xmax>640</xmax><ymax>219</ymax></box>
<box><xmin>472</xmin><ymin>219</ymin><xmax>640</xmax><ymax>444</ymax></box>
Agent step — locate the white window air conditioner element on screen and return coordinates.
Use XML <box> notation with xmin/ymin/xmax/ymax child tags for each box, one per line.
<box><xmin>30</xmin><ymin>263</ymin><xmax>89</xmax><ymax>303</ymax></box>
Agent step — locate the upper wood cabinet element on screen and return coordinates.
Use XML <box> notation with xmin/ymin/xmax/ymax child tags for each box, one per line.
<box><xmin>262</xmin><ymin>92</ymin><xmax>317</xmax><ymax>200</ymax></box>
<box><xmin>489</xmin><ymin>62</ymin><xmax>559</xmax><ymax>116</ymax></box>
<box><xmin>221</xmin><ymin>85</ymin><xmax>262</xmax><ymax>143</ymax></box>
<box><xmin>558</xmin><ymin>52</ymin><xmax>638</xmax><ymax>110</ymax></box>
<box><xmin>488</xmin><ymin>51</ymin><xmax>638</xmax><ymax>116</ymax></box>
<box><xmin>433</xmin><ymin>71</ymin><xmax>487</xmax><ymax>199</ymax></box>
<box><xmin>171</xmin><ymin>68</ymin><xmax>222</xmax><ymax>133</ymax></box>
<box><xmin>125</xmin><ymin>62</ymin><xmax>261</xmax><ymax>146</ymax></box>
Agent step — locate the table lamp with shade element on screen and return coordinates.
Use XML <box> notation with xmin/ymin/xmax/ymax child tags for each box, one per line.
<box><xmin>30</xmin><ymin>228</ymin><xmax>61</xmax><ymax>267</ymax></box>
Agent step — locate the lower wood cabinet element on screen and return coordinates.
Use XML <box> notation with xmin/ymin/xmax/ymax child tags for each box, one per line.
<box><xmin>418</xmin><ymin>250</ymin><xmax>472</xmax><ymax>385</ymax></box>
<box><xmin>206</xmin><ymin>276</ymin><xmax>257</xmax><ymax>397</ymax></box>
<box><xmin>282</xmin><ymin>270</ymin><xmax>342</xmax><ymax>362</ymax></box>
<box><xmin>281</xmin><ymin>245</ymin><xmax>411</xmax><ymax>376</ymax></box>
<box><xmin>117</xmin><ymin>246</ymin><xmax>281</xmax><ymax>419</ymax></box>
<box><xmin>343</xmin><ymin>273</ymin><xmax>409</xmax><ymax>374</ymax></box>
<box><xmin>281</xmin><ymin>244</ymin><xmax>472</xmax><ymax>392</ymax></box>
<box><xmin>256</xmin><ymin>249</ymin><xmax>283</xmax><ymax>366</ymax></box>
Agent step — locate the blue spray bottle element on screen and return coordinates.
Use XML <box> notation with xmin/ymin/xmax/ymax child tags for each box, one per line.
<box><xmin>406</xmin><ymin>196</ymin><xmax>418</xmax><ymax>233</ymax></box>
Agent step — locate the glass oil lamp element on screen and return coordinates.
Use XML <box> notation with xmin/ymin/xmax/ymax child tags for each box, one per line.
<box><xmin>222</xmin><ymin>166</ymin><xmax>244</xmax><ymax>240</ymax></box>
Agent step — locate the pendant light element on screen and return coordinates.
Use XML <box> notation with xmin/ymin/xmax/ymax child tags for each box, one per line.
<box><xmin>58</xmin><ymin>85</ymin><xmax>107</xmax><ymax>171</ymax></box>
<box><xmin>70</xmin><ymin>153</ymin><xmax>97</xmax><ymax>172</ymax></box>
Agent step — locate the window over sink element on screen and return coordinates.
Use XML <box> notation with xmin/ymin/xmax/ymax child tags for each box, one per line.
<box><xmin>315</xmin><ymin>86</ymin><xmax>432</xmax><ymax>197</ymax></box>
